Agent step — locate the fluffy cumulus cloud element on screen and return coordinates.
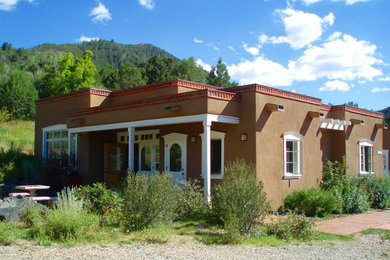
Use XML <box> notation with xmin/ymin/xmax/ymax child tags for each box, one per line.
<box><xmin>378</xmin><ymin>76</ymin><xmax>390</xmax><ymax>81</ymax></box>
<box><xmin>242</xmin><ymin>43</ymin><xmax>260</xmax><ymax>56</ymax></box>
<box><xmin>77</xmin><ymin>35</ymin><xmax>100</xmax><ymax>42</ymax></box>
<box><xmin>268</xmin><ymin>8</ymin><xmax>335</xmax><ymax>49</ymax></box>
<box><xmin>0</xmin><ymin>0</ymin><xmax>33</xmax><ymax>11</ymax></box>
<box><xmin>228</xmin><ymin>56</ymin><xmax>294</xmax><ymax>86</ymax></box>
<box><xmin>196</xmin><ymin>59</ymin><xmax>212</xmax><ymax>72</ymax></box>
<box><xmin>319</xmin><ymin>80</ymin><xmax>350</xmax><ymax>91</ymax></box>
<box><xmin>371</xmin><ymin>87</ymin><xmax>390</xmax><ymax>93</ymax></box>
<box><xmin>300</xmin><ymin>0</ymin><xmax>372</xmax><ymax>5</ymax></box>
<box><xmin>90</xmin><ymin>2</ymin><xmax>112</xmax><ymax>23</ymax></box>
<box><xmin>138</xmin><ymin>0</ymin><xmax>155</xmax><ymax>10</ymax></box>
<box><xmin>292</xmin><ymin>34</ymin><xmax>382</xmax><ymax>81</ymax></box>
<box><xmin>228</xmin><ymin>33</ymin><xmax>382</xmax><ymax>87</ymax></box>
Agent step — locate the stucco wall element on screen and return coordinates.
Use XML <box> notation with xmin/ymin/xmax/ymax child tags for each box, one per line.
<box><xmin>254</xmin><ymin>93</ymin><xmax>323</xmax><ymax>209</ymax></box>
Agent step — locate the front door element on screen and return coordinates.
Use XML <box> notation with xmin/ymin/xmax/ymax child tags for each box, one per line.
<box><xmin>163</xmin><ymin>133</ymin><xmax>187</xmax><ymax>184</ymax></box>
<box><xmin>104</xmin><ymin>143</ymin><xmax>126</xmax><ymax>188</ymax></box>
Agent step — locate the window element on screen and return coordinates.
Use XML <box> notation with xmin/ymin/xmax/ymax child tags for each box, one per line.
<box><xmin>45</xmin><ymin>129</ymin><xmax>72</xmax><ymax>166</ymax></box>
<box><xmin>200</xmin><ymin>131</ymin><xmax>226</xmax><ymax>179</ymax></box>
<box><xmin>283</xmin><ymin>132</ymin><xmax>303</xmax><ymax>179</ymax></box>
<box><xmin>359</xmin><ymin>140</ymin><xmax>374</xmax><ymax>175</ymax></box>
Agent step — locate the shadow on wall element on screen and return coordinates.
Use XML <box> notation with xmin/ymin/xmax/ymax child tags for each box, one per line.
<box><xmin>256</xmin><ymin>107</ymin><xmax>271</xmax><ymax>132</ymax></box>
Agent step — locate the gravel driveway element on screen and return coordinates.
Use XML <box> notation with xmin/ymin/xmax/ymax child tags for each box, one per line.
<box><xmin>1</xmin><ymin>234</ymin><xmax>389</xmax><ymax>259</ymax></box>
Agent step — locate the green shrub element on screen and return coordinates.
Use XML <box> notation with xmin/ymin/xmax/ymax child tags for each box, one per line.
<box><xmin>24</xmin><ymin>187</ymin><xmax>99</xmax><ymax>243</ymax></box>
<box><xmin>176</xmin><ymin>179</ymin><xmax>210</xmax><ymax>221</ymax></box>
<box><xmin>284</xmin><ymin>188</ymin><xmax>338</xmax><ymax>217</ymax></box>
<box><xmin>341</xmin><ymin>178</ymin><xmax>370</xmax><ymax>214</ymax></box>
<box><xmin>212</xmin><ymin>159</ymin><xmax>269</xmax><ymax>235</ymax></box>
<box><xmin>321</xmin><ymin>159</ymin><xmax>348</xmax><ymax>191</ymax></box>
<box><xmin>20</xmin><ymin>204</ymin><xmax>45</xmax><ymax>228</ymax></box>
<box><xmin>0</xmin><ymin>107</ymin><xmax>10</xmax><ymax>123</ymax></box>
<box><xmin>357</xmin><ymin>176</ymin><xmax>390</xmax><ymax>209</ymax></box>
<box><xmin>264</xmin><ymin>212</ymin><xmax>315</xmax><ymax>241</ymax></box>
<box><xmin>75</xmin><ymin>182</ymin><xmax>123</xmax><ymax>226</ymax></box>
<box><xmin>0</xmin><ymin>221</ymin><xmax>22</xmax><ymax>245</ymax></box>
<box><xmin>121</xmin><ymin>172</ymin><xmax>180</xmax><ymax>231</ymax></box>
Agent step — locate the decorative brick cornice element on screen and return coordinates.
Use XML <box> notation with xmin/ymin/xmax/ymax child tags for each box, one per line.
<box><xmin>330</xmin><ymin>105</ymin><xmax>384</xmax><ymax>119</ymax></box>
<box><xmin>35</xmin><ymin>88</ymin><xmax>111</xmax><ymax>105</ymax></box>
<box><xmin>66</xmin><ymin>89</ymin><xmax>239</xmax><ymax>117</ymax></box>
<box><xmin>227</xmin><ymin>84</ymin><xmax>322</xmax><ymax>106</ymax></box>
<box><xmin>320</xmin><ymin>104</ymin><xmax>331</xmax><ymax>112</ymax></box>
<box><xmin>112</xmin><ymin>79</ymin><xmax>221</xmax><ymax>97</ymax></box>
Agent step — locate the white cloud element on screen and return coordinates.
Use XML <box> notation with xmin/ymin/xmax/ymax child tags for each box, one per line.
<box><xmin>90</xmin><ymin>2</ymin><xmax>112</xmax><ymax>23</ymax></box>
<box><xmin>242</xmin><ymin>43</ymin><xmax>260</xmax><ymax>56</ymax></box>
<box><xmin>196</xmin><ymin>59</ymin><xmax>212</xmax><ymax>72</ymax></box>
<box><xmin>228</xmin><ymin>34</ymin><xmax>382</xmax><ymax>87</ymax></box>
<box><xmin>228</xmin><ymin>45</ymin><xmax>239</xmax><ymax>54</ymax></box>
<box><xmin>378</xmin><ymin>76</ymin><xmax>390</xmax><ymax>81</ymax></box>
<box><xmin>228</xmin><ymin>56</ymin><xmax>294</xmax><ymax>86</ymax></box>
<box><xmin>77</xmin><ymin>35</ymin><xmax>100</xmax><ymax>42</ymax></box>
<box><xmin>319</xmin><ymin>80</ymin><xmax>350</xmax><ymax>91</ymax></box>
<box><xmin>301</xmin><ymin>0</ymin><xmax>372</xmax><ymax>5</ymax></box>
<box><xmin>292</xmin><ymin>34</ymin><xmax>382</xmax><ymax>81</ymax></box>
<box><xmin>271</xmin><ymin>8</ymin><xmax>335</xmax><ymax>49</ymax></box>
<box><xmin>138</xmin><ymin>0</ymin><xmax>155</xmax><ymax>10</ymax></box>
<box><xmin>193</xmin><ymin>38</ymin><xmax>203</xmax><ymax>44</ymax></box>
<box><xmin>328</xmin><ymin>31</ymin><xmax>342</xmax><ymax>41</ymax></box>
<box><xmin>207</xmin><ymin>43</ymin><xmax>220</xmax><ymax>51</ymax></box>
<box><xmin>0</xmin><ymin>0</ymin><xmax>33</xmax><ymax>11</ymax></box>
<box><xmin>372</xmin><ymin>87</ymin><xmax>390</xmax><ymax>93</ymax></box>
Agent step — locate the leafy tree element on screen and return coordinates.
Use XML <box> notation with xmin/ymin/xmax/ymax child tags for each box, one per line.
<box><xmin>346</xmin><ymin>101</ymin><xmax>359</xmax><ymax>107</ymax></box>
<box><xmin>173</xmin><ymin>57</ymin><xmax>207</xmax><ymax>83</ymax></box>
<box><xmin>142</xmin><ymin>55</ymin><xmax>175</xmax><ymax>84</ymax></box>
<box><xmin>37</xmin><ymin>50</ymin><xmax>98</xmax><ymax>97</ymax></box>
<box><xmin>0</xmin><ymin>69</ymin><xmax>38</xmax><ymax>119</ymax></box>
<box><xmin>207</xmin><ymin>58</ymin><xmax>236</xmax><ymax>88</ymax></box>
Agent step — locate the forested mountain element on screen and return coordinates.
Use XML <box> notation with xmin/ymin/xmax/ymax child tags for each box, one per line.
<box><xmin>30</xmin><ymin>40</ymin><xmax>179</xmax><ymax>69</ymax></box>
<box><xmin>378</xmin><ymin>107</ymin><xmax>390</xmax><ymax>124</ymax></box>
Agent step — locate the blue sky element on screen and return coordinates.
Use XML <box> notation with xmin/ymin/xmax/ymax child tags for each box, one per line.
<box><xmin>1</xmin><ymin>0</ymin><xmax>389</xmax><ymax>111</ymax></box>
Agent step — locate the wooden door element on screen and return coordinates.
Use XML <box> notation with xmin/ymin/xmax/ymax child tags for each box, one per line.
<box><xmin>104</xmin><ymin>143</ymin><xmax>126</xmax><ymax>188</ymax></box>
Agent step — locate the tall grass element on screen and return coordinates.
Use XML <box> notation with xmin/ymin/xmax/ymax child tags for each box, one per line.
<box><xmin>0</xmin><ymin>120</ymin><xmax>35</xmax><ymax>152</ymax></box>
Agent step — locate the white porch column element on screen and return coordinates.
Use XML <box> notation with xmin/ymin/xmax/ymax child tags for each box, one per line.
<box><xmin>68</xmin><ymin>132</ymin><xmax>73</xmax><ymax>166</ymax></box>
<box><xmin>202</xmin><ymin>120</ymin><xmax>212</xmax><ymax>203</ymax></box>
<box><xmin>128</xmin><ymin>127</ymin><xmax>135</xmax><ymax>172</ymax></box>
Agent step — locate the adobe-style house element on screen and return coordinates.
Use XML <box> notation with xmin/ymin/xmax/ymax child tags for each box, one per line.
<box><xmin>34</xmin><ymin>80</ymin><xmax>385</xmax><ymax>209</ymax></box>
<box><xmin>383</xmin><ymin>126</ymin><xmax>390</xmax><ymax>177</ymax></box>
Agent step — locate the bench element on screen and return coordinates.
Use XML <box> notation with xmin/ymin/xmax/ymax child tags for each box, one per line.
<box><xmin>31</xmin><ymin>196</ymin><xmax>58</xmax><ymax>207</ymax></box>
<box><xmin>8</xmin><ymin>192</ymin><xmax>30</xmax><ymax>197</ymax></box>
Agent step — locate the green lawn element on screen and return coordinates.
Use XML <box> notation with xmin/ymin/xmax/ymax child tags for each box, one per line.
<box><xmin>0</xmin><ymin>121</ymin><xmax>35</xmax><ymax>153</ymax></box>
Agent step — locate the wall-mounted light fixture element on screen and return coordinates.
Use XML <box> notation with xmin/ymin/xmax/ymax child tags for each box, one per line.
<box><xmin>241</xmin><ymin>133</ymin><xmax>248</xmax><ymax>141</ymax></box>
<box><xmin>164</xmin><ymin>105</ymin><xmax>182</xmax><ymax>112</ymax></box>
<box><xmin>191</xmin><ymin>136</ymin><xmax>197</xmax><ymax>143</ymax></box>
<box><xmin>71</xmin><ymin>118</ymin><xmax>85</xmax><ymax>123</ymax></box>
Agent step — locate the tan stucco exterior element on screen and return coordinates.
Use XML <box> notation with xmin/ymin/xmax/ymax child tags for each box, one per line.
<box><xmin>35</xmin><ymin>80</ymin><xmax>385</xmax><ymax>209</ymax></box>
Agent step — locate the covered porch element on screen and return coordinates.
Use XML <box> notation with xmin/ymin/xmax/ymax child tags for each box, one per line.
<box><xmin>66</xmin><ymin>113</ymin><xmax>239</xmax><ymax>202</ymax></box>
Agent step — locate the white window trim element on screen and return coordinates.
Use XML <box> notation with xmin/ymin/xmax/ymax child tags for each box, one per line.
<box><xmin>359</xmin><ymin>139</ymin><xmax>374</xmax><ymax>176</ymax></box>
<box><xmin>199</xmin><ymin>131</ymin><xmax>226</xmax><ymax>179</ymax></box>
<box><xmin>283</xmin><ymin>131</ymin><xmax>303</xmax><ymax>180</ymax></box>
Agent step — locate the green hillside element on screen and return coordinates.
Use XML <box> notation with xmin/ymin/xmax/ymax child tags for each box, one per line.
<box><xmin>30</xmin><ymin>40</ymin><xmax>179</xmax><ymax>69</ymax></box>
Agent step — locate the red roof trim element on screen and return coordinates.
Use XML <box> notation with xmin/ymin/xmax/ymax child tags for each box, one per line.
<box><xmin>112</xmin><ymin>79</ymin><xmax>221</xmax><ymax>97</ymax></box>
<box><xmin>320</xmin><ymin>104</ymin><xmax>331</xmax><ymax>111</ymax></box>
<box><xmin>35</xmin><ymin>88</ymin><xmax>111</xmax><ymax>105</ymax></box>
<box><xmin>66</xmin><ymin>89</ymin><xmax>239</xmax><ymax>117</ymax></box>
<box><xmin>330</xmin><ymin>105</ymin><xmax>383</xmax><ymax>119</ymax></box>
<box><xmin>228</xmin><ymin>84</ymin><xmax>322</xmax><ymax>105</ymax></box>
